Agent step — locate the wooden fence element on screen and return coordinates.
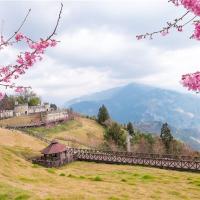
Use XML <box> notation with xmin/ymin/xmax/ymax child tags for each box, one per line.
<box><xmin>8</xmin><ymin>127</ymin><xmax>200</xmax><ymax>172</ymax></box>
<box><xmin>66</xmin><ymin>148</ymin><xmax>200</xmax><ymax>172</ymax></box>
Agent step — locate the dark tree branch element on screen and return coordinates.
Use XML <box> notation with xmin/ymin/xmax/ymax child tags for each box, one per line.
<box><xmin>137</xmin><ymin>11</ymin><xmax>190</xmax><ymax>39</ymax></box>
<box><xmin>0</xmin><ymin>9</ymin><xmax>31</xmax><ymax>48</ymax></box>
<box><xmin>46</xmin><ymin>3</ymin><xmax>63</xmax><ymax>41</ymax></box>
<box><xmin>182</xmin><ymin>16</ymin><xmax>197</xmax><ymax>27</ymax></box>
<box><xmin>0</xmin><ymin>82</ymin><xmax>31</xmax><ymax>89</ymax></box>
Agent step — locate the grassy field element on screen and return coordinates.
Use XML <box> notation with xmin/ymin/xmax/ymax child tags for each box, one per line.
<box><xmin>0</xmin><ymin>128</ymin><xmax>200</xmax><ymax>200</ymax></box>
<box><xmin>26</xmin><ymin>117</ymin><xmax>105</xmax><ymax>148</ymax></box>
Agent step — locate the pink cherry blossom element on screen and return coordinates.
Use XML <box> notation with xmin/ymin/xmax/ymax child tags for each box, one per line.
<box><xmin>14</xmin><ymin>87</ymin><xmax>24</xmax><ymax>93</ymax></box>
<box><xmin>177</xmin><ymin>26</ymin><xmax>183</xmax><ymax>32</ymax></box>
<box><xmin>0</xmin><ymin>92</ymin><xmax>5</xmax><ymax>100</ymax></box>
<box><xmin>0</xmin><ymin>35</ymin><xmax>58</xmax><ymax>96</ymax></box>
<box><xmin>182</xmin><ymin>72</ymin><xmax>200</xmax><ymax>91</ymax></box>
<box><xmin>171</xmin><ymin>0</ymin><xmax>200</xmax><ymax>16</ymax></box>
<box><xmin>139</xmin><ymin>0</ymin><xmax>200</xmax><ymax>92</ymax></box>
<box><xmin>0</xmin><ymin>3</ymin><xmax>63</xmax><ymax>98</ymax></box>
<box><xmin>50</xmin><ymin>39</ymin><xmax>57</xmax><ymax>47</ymax></box>
<box><xmin>193</xmin><ymin>22</ymin><xmax>200</xmax><ymax>40</ymax></box>
<box><xmin>15</xmin><ymin>33</ymin><xmax>24</xmax><ymax>42</ymax></box>
<box><xmin>136</xmin><ymin>35</ymin><xmax>144</xmax><ymax>40</ymax></box>
<box><xmin>160</xmin><ymin>29</ymin><xmax>169</xmax><ymax>36</ymax></box>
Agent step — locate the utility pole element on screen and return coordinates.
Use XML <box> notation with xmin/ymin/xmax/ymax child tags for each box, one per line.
<box><xmin>126</xmin><ymin>131</ymin><xmax>131</xmax><ymax>152</ymax></box>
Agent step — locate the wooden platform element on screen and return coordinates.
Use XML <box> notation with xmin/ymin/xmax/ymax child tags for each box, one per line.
<box><xmin>32</xmin><ymin>155</ymin><xmax>75</xmax><ymax>168</ymax></box>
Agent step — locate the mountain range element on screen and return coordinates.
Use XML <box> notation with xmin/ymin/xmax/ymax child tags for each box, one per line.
<box><xmin>65</xmin><ymin>83</ymin><xmax>200</xmax><ymax>150</ymax></box>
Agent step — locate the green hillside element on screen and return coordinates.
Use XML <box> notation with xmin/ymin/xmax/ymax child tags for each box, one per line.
<box><xmin>0</xmin><ymin>126</ymin><xmax>200</xmax><ymax>200</ymax></box>
<box><xmin>26</xmin><ymin>117</ymin><xmax>105</xmax><ymax>148</ymax></box>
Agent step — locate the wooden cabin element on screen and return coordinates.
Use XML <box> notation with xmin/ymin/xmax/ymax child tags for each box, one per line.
<box><xmin>32</xmin><ymin>140</ymin><xmax>74</xmax><ymax>167</ymax></box>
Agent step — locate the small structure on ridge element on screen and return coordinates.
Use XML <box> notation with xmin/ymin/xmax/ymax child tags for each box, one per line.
<box><xmin>32</xmin><ymin>140</ymin><xmax>74</xmax><ymax>167</ymax></box>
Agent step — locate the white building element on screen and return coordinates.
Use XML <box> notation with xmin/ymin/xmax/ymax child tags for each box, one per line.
<box><xmin>0</xmin><ymin>103</ymin><xmax>51</xmax><ymax>119</ymax></box>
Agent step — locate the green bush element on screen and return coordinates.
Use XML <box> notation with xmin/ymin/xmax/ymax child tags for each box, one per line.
<box><xmin>92</xmin><ymin>176</ymin><xmax>103</xmax><ymax>181</ymax></box>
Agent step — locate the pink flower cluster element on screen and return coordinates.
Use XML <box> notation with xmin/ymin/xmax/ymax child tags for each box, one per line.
<box><xmin>193</xmin><ymin>22</ymin><xmax>200</xmax><ymax>39</ymax></box>
<box><xmin>137</xmin><ymin>1</ymin><xmax>200</xmax><ymax>92</ymax></box>
<box><xmin>173</xmin><ymin>0</ymin><xmax>200</xmax><ymax>91</ymax></box>
<box><xmin>171</xmin><ymin>0</ymin><xmax>200</xmax><ymax>16</ymax></box>
<box><xmin>166</xmin><ymin>1</ymin><xmax>200</xmax><ymax>92</ymax></box>
<box><xmin>0</xmin><ymin>92</ymin><xmax>5</xmax><ymax>100</ymax></box>
<box><xmin>15</xmin><ymin>33</ymin><xmax>24</xmax><ymax>41</ymax></box>
<box><xmin>14</xmin><ymin>87</ymin><xmax>24</xmax><ymax>93</ymax></box>
<box><xmin>0</xmin><ymin>33</ymin><xmax>57</xmax><ymax>99</ymax></box>
<box><xmin>182</xmin><ymin>72</ymin><xmax>200</xmax><ymax>91</ymax></box>
<box><xmin>15</xmin><ymin>33</ymin><xmax>57</xmax><ymax>67</ymax></box>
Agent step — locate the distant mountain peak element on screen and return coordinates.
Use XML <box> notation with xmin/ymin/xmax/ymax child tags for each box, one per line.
<box><xmin>65</xmin><ymin>83</ymin><xmax>200</xmax><ymax>150</ymax></box>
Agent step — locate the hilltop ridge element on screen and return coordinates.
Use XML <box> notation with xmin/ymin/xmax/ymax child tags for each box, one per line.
<box><xmin>66</xmin><ymin>83</ymin><xmax>200</xmax><ymax>150</ymax></box>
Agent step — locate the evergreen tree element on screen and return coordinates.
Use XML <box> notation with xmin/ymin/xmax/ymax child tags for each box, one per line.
<box><xmin>104</xmin><ymin>122</ymin><xmax>126</xmax><ymax>148</ymax></box>
<box><xmin>160</xmin><ymin>123</ymin><xmax>173</xmax><ymax>153</ymax></box>
<box><xmin>28</xmin><ymin>97</ymin><xmax>41</xmax><ymax>106</ymax></box>
<box><xmin>50</xmin><ymin>103</ymin><xmax>57</xmax><ymax>110</ymax></box>
<box><xmin>127</xmin><ymin>122</ymin><xmax>134</xmax><ymax>136</ymax></box>
<box><xmin>97</xmin><ymin>105</ymin><xmax>110</xmax><ymax>124</ymax></box>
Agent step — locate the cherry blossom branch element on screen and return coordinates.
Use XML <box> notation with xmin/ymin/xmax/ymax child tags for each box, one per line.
<box><xmin>0</xmin><ymin>82</ymin><xmax>30</xmax><ymax>88</ymax></box>
<box><xmin>0</xmin><ymin>3</ymin><xmax>63</xmax><ymax>100</ymax></box>
<box><xmin>138</xmin><ymin>0</ymin><xmax>200</xmax><ymax>92</ymax></box>
<box><xmin>46</xmin><ymin>3</ymin><xmax>63</xmax><ymax>41</ymax></box>
<box><xmin>183</xmin><ymin>16</ymin><xmax>197</xmax><ymax>27</ymax></box>
<box><xmin>1</xmin><ymin>3</ymin><xmax>63</xmax><ymax>82</ymax></box>
<box><xmin>1</xmin><ymin>3</ymin><xmax>62</xmax><ymax>80</ymax></box>
<box><xmin>136</xmin><ymin>11</ymin><xmax>190</xmax><ymax>40</ymax></box>
<box><xmin>0</xmin><ymin>82</ymin><xmax>31</xmax><ymax>91</ymax></box>
<box><xmin>0</xmin><ymin>36</ymin><xmax>56</xmax><ymax>83</ymax></box>
<box><xmin>0</xmin><ymin>9</ymin><xmax>31</xmax><ymax>48</ymax></box>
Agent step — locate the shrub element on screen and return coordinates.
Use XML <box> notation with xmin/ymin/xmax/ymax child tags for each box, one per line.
<box><xmin>46</xmin><ymin>168</ymin><xmax>55</xmax><ymax>174</ymax></box>
<box><xmin>68</xmin><ymin>174</ymin><xmax>75</xmax><ymax>178</ymax></box>
<box><xmin>92</xmin><ymin>176</ymin><xmax>103</xmax><ymax>181</ymax></box>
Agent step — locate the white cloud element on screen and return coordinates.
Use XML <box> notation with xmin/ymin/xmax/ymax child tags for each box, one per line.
<box><xmin>174</xmin><ymin>108</ymin><xmax>194</xmax><ymax>118</ymax></box>
<box><xmin>190</xmin><ymin>136</ymin><xmax>200</xmax><ymax>144</ymax></box>
<box><xmin>14</xmin><ymin>55</ymin><xmax>127</xmax><ymax>104</ymax></box>
<box><xmin>57</xmin><ymin>28</ymin><xmax>129</xmax><ymax>60</ymax></box>
<box><xmin>0</xmin><ymin>0</ymin><xmax>200</xmax><ymax>104</ymax></box>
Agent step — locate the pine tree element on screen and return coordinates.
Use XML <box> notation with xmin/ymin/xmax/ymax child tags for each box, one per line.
<box><xmin>127</xmin><ymin>122</ymin><xmax>134</xmax><ymax>136</ymax></box>
<box><xmin>97</xmin><ymin>105</ymin><xmax>110</xmax><ymax>124</ymax></box>
<box><xmin>160</xmin><ymin>123</ymin><xmax>173</xmax><ymax>153</ymax></box>
<box><xmin>104</xmin><ymin>122</ymin><xmax>126</xmax><ymax>148</ymax></box>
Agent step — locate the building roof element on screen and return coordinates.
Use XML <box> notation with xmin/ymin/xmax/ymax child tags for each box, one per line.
<box><xmin>41</xmin><ymin>140</ymin><xmax>66</xmax><ymax>154</ymax></box>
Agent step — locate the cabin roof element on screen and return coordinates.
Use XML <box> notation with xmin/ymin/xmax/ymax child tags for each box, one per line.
<box><xmin>41</xmin><ymin>140</ymin><xmax>66</xmax><ymax>154</ymax></box>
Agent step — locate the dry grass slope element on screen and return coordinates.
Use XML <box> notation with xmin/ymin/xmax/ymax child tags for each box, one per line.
<box><xmin>0</xmin><ymin>113</ymin><xmax>41</xmax><ymax>127</ymax></box>
<box><xmin>27</xmin><ymin>117</ymin><xmax>105</xmax><ymax>148</ymax></box>
<box><xmin>0</xmin><ymin>128</ymin><xmax>200</xmax><ymax>200</ymax></box>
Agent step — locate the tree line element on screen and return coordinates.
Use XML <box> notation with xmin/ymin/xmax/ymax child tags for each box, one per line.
<box><xmin>0</xmin><ymin>90</ymin><xmax>57</xmax><ymax>110</ymax></box>
<box><xmin>95</xmin><ymin>104</ymin><xmax>196</xmax><ymax>156</ymax></box>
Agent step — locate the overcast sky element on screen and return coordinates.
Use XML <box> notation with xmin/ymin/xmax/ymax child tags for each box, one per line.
<box><xmin>0</xmin><ymin>0</ymin><xmax>199</xmax><ymax>105</ymax></box>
